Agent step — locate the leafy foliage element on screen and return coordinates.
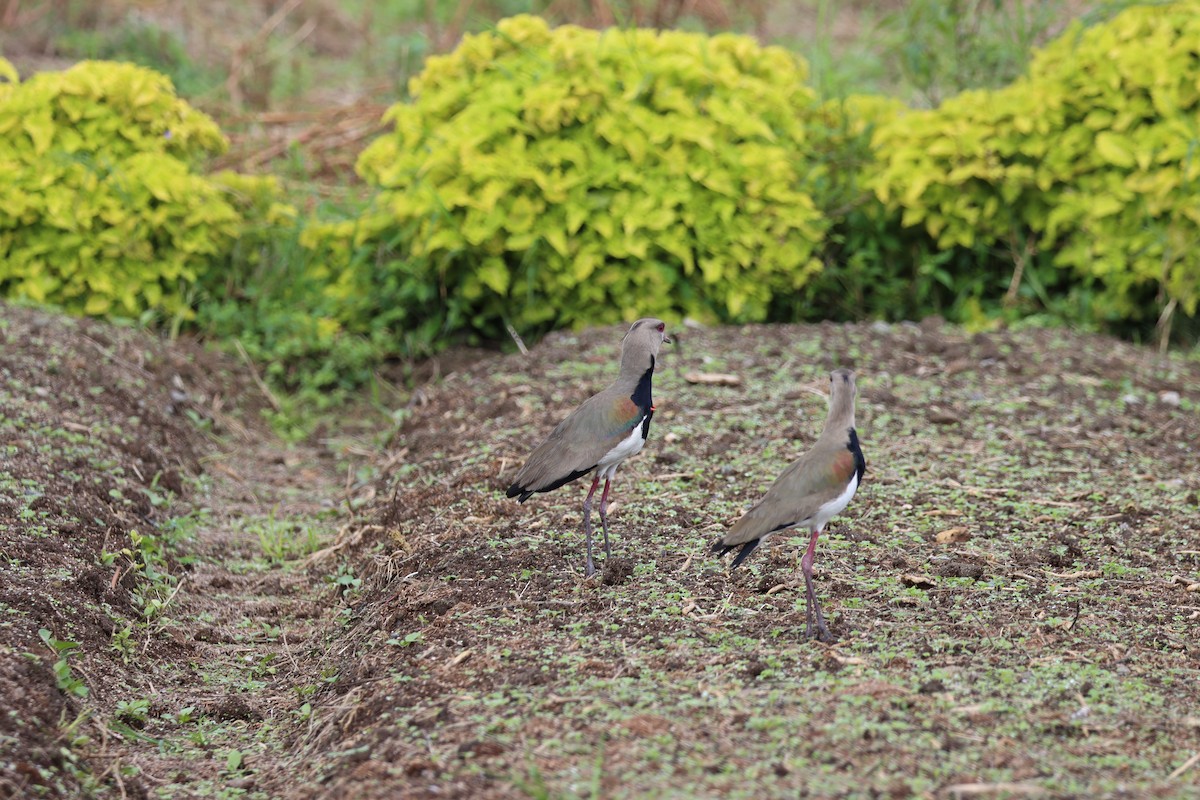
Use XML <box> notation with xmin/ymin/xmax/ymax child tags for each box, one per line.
<box><xmin>7</xmin><ymin>3</ymin><xmax>1200</xmax><ymax>432</ymax></box>
<box><xmin>795</xmin><ymin>95</ymin><xmax>929</xmax><ymax>321</ymax></box>
<box><xmin>781</xmin><ymin>94</ymin><xmax>1017</xmax><ymax>329</ymax></box>
<box><xmin>871</xmin><ymin>0</ymin><xmax>1200</xmax><ymax>335</ymax></box>
<box><xmin>37</xmin><ymin>629</ymin><xmax>88</xmax><ymax>698</ymax></box>
<box><xmin>0</xmin><ymin>57</ymin><xmax>17</xmax><ymax>90</ymax></box>
<box><xmin>195</xmin><ymin>204</ymin><xmax>394</xmax><ymax>424</ymax></box>
<box><xmin>355</xmin><ymin>14</ymin><xmax>829</xmax><ymax>341</ymax></box>
<box><xmin>0</xmin><ymin>60</ymin><xmax>240</xmax><ymax>320</ymax></box>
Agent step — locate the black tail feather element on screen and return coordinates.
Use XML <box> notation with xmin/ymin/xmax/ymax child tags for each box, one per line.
<box><xmin>711</xmin><ymin>541</ymin><xmax>735</xmax><ymax>557</ymax></box>
<box><xmin>730</xmin><ymin>538</ymin><xmax>761</xmax><ymax>568</ymax></box>
<box><xmin>506</xmin><ymin>485</ymin><xmax>534</xmax><ymax>503</ymax></box>
<box><xmin>711</xmin><ymin>537</ymin><xmax>761</xmax><ymax>569</ymax></box>
<box><xmin>506</xmin><ymin>466</ymin><xmax>593</xmax><ymax>504</ymax></box>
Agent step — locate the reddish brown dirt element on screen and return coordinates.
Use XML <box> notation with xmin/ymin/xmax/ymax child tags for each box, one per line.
<box><xmin>1</xmin><ymin>306</ymin><xmax>219</xmax><ymax>796</ymax></box>
<box><xmin>0</xmin><ymin>303</ymin><xmax>335</xmax><ymax>798</ymax></box>
<box><xmin>272</xmin><ymin>319</ymin><xmax>1200</xmax><ymax>799</ymax></box>
<box><xmin>4</xmin><ymin>307</ymin><xmax>1199</xmax><ymax>798</ymax></box>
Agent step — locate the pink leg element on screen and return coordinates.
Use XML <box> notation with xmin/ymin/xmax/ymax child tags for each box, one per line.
<box><xmin>598</xmin><ymin>478</ymin><xmax>613</xmax><ymax>558</ymax></box>
<box><xmin>581</xmin><ymin>475</ymin><xmax>601</xmax><ymax>577</ymax></box>
<box><xmin>801</xmin><ymin>525</ymin><xmax>833</xmax><ymax>643</ymax></box>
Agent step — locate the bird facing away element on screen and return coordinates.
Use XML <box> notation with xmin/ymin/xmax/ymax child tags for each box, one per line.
<box><xmin>712</xmin><ymin>369</ymin><xmax>865</xmax><ymax>643</ymax></box>
<box><xmin>506</xmin><ymin>318</ymin><xmax>671</xmax><ymax>577</ymax></box>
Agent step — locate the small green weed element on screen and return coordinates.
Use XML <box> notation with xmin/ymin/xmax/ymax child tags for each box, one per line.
<box><xmin>102</xmin><ymin>529</ymin><xmax>179</xmax><ymax>622</ymax></box>
<box><xmin>172</xmin><ymin>706</ymin><xmax>198</xmax><ymax>725</ymax></box>
<box><xmin>387</xmin><ymin>631</ymin><xmax>424</xmax><ymax>647</ymax></box>
<box><xmin>115</xmin><ymin>698</ymin><xmax>151</xmax><ymax>725</ymax></box>
<box><xmin>246</xmin><ymin>506</ymin><xmax>323</xmax><ymax>563</ymax></box>
<box><xmin>37</xmin><ymin>628</ymin><xmax>88</xmax><ymax>698</ymax></box>
<box><xmin>109</xmin><ymin>623</ymin><xmax>136</xmax><ymax>663</ymax></box>
<box><xmin>326</xmin><ymin>563</ymin><xmax>362</xmax><ymax>600</ymax></box>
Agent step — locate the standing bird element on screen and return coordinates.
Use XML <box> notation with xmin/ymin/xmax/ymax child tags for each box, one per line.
<box><xmin>507</xmin><ymin>318</ymin><xmax>670</xmax><ymax>577</ymax></box>
<box><xmin>712</xmin><ymin>369</ymin><xmax>865</xmax><ymax>643</ymax></box>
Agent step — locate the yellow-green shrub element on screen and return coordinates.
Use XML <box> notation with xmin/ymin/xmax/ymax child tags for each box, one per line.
<box><xmin>0</xmin><ymin>60</ymin><xmax>239</xmax><ymax>319</ymax></box>
<box><xmin>356</xmin><ymin>14</ymin><xmax>828</xmax><ymax>338</ymax></box>
<box><xmin>872</xmin><ymin>0</ymin><xmax>1200</xmax><ymax>327</ymax></box>
<box><xmin>792</xmin><ymin>94</ymin><xmax>956</xmax><ymax>322</ymax></box>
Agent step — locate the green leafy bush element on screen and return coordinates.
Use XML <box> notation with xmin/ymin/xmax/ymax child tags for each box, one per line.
<box><xmin>355</xmin><ymin>14</ymin><xmax>829</xmax><ymax>340</ymax></box>
<box><xmin>794</xmin><ymin>94</ymin><xmax>929</xmax><ymax>321</ymax></box>
<box><xmin>0</xmin><ymin>57</ymin><xmax>16</xmax><ymax>91</ymax></box>
<box><xmin>772</xmin><ymin>94</ymin><xmax>1002</xmax><ymax>328</ymax></box>
<box><xmin>196</xmin><ymin>207</ymin><xmax>394</xmax><ymax>412</ymax></box>
<box><xmin>871</xmin><ymin>0</ymin><xmax>1200</xmax><ymax>337</ymax></box>
<box><xmin>0</xmin><ymin>60</ymin><xmax>240</xmax><ymax>320</ymax></box>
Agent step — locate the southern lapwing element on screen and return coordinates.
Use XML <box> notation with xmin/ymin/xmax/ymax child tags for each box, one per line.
<box><xmin>507</xmin><ymin>318</ymin><xmax>670</xmax><ymax>577</ymax></box>
<box><xmin>712</xmin><ymin>369</ymin><xmax>864</xmax><ymax>643</ymax></box>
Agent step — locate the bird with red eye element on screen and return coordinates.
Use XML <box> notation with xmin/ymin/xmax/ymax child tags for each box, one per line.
<box><xmin>507</xmin><ymin>318</ymin><xmax>671</xmax><ymax>577</ymax></box>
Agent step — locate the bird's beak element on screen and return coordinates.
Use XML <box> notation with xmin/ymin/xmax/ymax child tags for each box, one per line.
<box><xmin>663</xmin><ymin>334</ymin><xmax>672</xmax><ymax>344</ymax></box>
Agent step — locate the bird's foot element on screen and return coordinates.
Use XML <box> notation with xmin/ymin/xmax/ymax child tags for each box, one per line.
<box><xmin>599</xmin><ymin>513</ymin><xmax>613</xmax><ymax>559</ymax></box>
<box><xmin>802</xmin><ymin>568</ymin><xmax>836</xmax><ymax>643</ymax></box>
<box><xmin>812</xmin><ymin>619</ymin><xmax>836</xmax><ymax>644</ymax></box>
<box><xmin>804</xmin><ymin>599</ymin><xmax>836</xmax><ymax>644</ymax></box>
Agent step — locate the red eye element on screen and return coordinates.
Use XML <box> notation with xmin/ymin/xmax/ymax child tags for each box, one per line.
<box><xmin>656</xmin><ymin>323</ymin><xmax>665</xmax><ymax>332</ymax></box>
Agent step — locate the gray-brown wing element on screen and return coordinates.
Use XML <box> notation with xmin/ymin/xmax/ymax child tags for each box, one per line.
<box><xmin>718</xmin><ymin>442</ymin><xmax>857</xmax><ymax>546</ymax></box>
<box><xmin>507</xmin><ymin>389</ymin><xmax>645</xmax><ymax>497</ymax></box>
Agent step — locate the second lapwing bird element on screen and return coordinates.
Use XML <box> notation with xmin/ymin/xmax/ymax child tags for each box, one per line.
<box><xmin>712</xmin><ymin>368</ymin><xmax>865</xmax><ymax>643</ymax></box>
<box><xmin>506</xmin><ymin>318</ymin><xmax>670</xmax><ymax>577</ymax></box>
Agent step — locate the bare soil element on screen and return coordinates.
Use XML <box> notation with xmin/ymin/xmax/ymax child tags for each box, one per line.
<box><xmin>281</xmin><ymin>318</ymin><xmax>1200</xmax><ymax>799</ymax></box>
<box><xmin>0</xmin><ymin>303</ymin><xmax>340</xmax><ymax>798</ymax></box>
<box><xmin>2</xmin><ymin>305</ymin><xmax>1199</xmax><ymax>799</ymax></box>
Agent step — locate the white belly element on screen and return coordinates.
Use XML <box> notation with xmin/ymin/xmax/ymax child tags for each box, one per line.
<box><xmin>810</xmin><ymin>473</ymin><xmax>859</xmax><ymax>531</ymax></box>
<box><xmin>596</xmin><ymin>425</ymin><xmax>645</xmax><ymax>478</ymax></box>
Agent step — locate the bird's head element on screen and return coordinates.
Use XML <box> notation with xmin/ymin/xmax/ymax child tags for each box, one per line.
<box><xmin>794</xmin><ymin>369</ymin><xmax>858</xmax><ymax>402</ymax></box>
<box><xmin>829</xmin><ymin>368</ymin><xmax>857</xmax><ymax>394</ymax></box>
<box><xmin>621</xmin><ymin>318</ymin><xmax>670</xmax><ymax>371</ymax></box>
<box><xmin>827</xmin><ymin>368</ymin><xmax>858</xmax><ymax>417</ymax></box>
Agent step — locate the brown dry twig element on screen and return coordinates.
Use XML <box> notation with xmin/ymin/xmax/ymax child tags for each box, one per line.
<box><xmin>227</xmin><ymin>0</ymin><xmax>304</xmax><ymax>109</ymax></box>
<box><xmin>213</xmin><ymin>102</ymin><xmax>388</xmax><ymax>176</ymax></box>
